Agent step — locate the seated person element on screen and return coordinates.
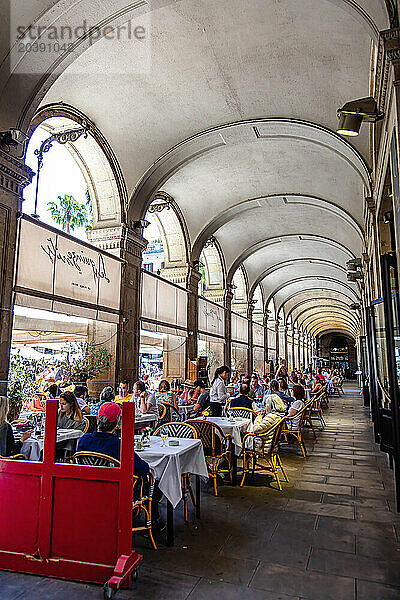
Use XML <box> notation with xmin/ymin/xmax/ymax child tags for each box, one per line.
<box><xmin>58</xmin><ymin>391</ymin><xmax>86</xmax><ymax>430</ymax></box>
<box><xmin>0</xmin><ymin>396</ymin><xmax>32</xmax><ymax>457</ymax></box>
<box><xmin>263</xmin><ymin>380</ymin><xmax>287</xmax><ymax>415</ymax></box>
<box><xmin>311</xmin><ymin>378</ymin><xmax>324</xmax><ymax>396</ymax></box>
<box><xmin>133</xmin><ymin>381</ymin><xmax>158</xmax><ymax>416</ymax></box>
<box><xmin>114</xmin><ymin>381</ymin><xmax>133</xmax><ymax>404</ymax></box>
<box><xmin>230</xmin><ymin>383</ymin><xmax>256</xmax><ymax>411</ymax></box>
<box><xmin>276</xmin><ymin>378</ymin><xmax>293</xmax><ymax>405</ymax></box>
<box><xmin>179</xmin><ymin>380</ymin><xmax>198</xmax><ymax>403</ymax></box>
<box><xmin>73</xmin><ymin>385</ymin><xmax>91</xmax><ymax>414</ymax></box>
<box><xmin>191</xmin><ymin>380</ymin><xmax>210</xmax><ymax>416</ymax></box>
<box><xmin>247</xmin><ymin>406</ymin><xmax>282</xmax><ymax>451</ymax></box>
<box><xmin>77</xmin><ymin>402</ymin><xmax>163</xmax><ymax>527</ymax></box>
<box><xmin>249</xmin><ymin>374</ymin><xmax>264</xmax><ymax>399</ymax></box>
<box><xmin>154</xmin><ymin>380</ymin><xmax>178</xmax><ymax>409</ymax></box>
<box><xmin>286</xmin><ymin>384</ymin><xmax>305</xmax><ymax>429</ymax></box>
<box><xmin>90</xmin><ymin>386</ymin><xmax>115</xmax><ymax>416</ymax></box>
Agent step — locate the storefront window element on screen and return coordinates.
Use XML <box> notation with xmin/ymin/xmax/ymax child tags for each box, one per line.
<box><xmin>373</xmin><ymin>300</ymin><xmax>390</xmax><ymax>405</ymax></box>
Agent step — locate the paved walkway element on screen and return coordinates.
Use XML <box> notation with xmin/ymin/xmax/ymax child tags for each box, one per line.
<box><xmin>2</xmin><ymin>384</ymin><xmax>400</xmax><ymax>599</ymax></box>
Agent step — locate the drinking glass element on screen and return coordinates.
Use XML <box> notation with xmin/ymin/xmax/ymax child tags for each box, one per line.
<box><xmin>161</xmin><ymin>432</ymin><xmax>168</xmax><ymax>447</ymax></box>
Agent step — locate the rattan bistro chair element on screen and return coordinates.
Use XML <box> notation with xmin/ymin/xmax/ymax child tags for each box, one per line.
<box><xmin>240</xmin><ymin>418</ymin><xmax>288</xmax><ymax>490</ymax></box>
<box><xmin>132</xmin><ymin>472</ymin><xmax>157</xmax><ymax>550</ymax></box>
<box><xmin>0</xmin><ymin>453</ymin><xmax>26</xmax><ymax>460</ymax></box>
<box><xmin>280</xmin><ymin>404</ymin><xmax>310</xmax><ymax>458</ymax></box>
<box><xmin>186</xmin><ymin>419</ymin><xmax>232</xmax><ymax>496</ymax></box>
<box><xmin>158</xmin><ymin>402</ymin><xmax>180</xmax><ymax>425</ymax></box>
<box><xmin>157</xmin><ymin>403</ymin><xmax>167</xmax><ymax>422</ymax></box>
<box><xmin>228</xmin><ymin>407</ymin><xmax>256</xmax><ymax>421</ymax></box>
<box><xmin>153</xmin><ymin>421</ymin><xmax>198</xmax><ymax>520</ymax></box>
<box><xmin>71</xmin><ymin>451</ymin><xmax>121</xmax><ymax>468</ymax></box>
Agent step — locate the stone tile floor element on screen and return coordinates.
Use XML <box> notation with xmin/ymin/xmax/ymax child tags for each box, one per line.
<box><xmin>2</xmin><ymin>384</ymin><xmax>400</xmax><ymax>599</ymax></box>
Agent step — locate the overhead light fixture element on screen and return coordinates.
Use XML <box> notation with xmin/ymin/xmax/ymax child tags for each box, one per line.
<box><xmin>346</xmin><ymin>258</ymin><xmax>362</xmax><ymax>270</ymax></box>
<box><xmin>349</xmin><ymin>303</ymin><xmax>361</xmax><ymax>310</ymax></box>
<box><xmin>337</xmin><ymin>97</ymin><xmax>383</xmax><ymax>137</ymax></box>
<box><xmin>132</xmin><ymin>219</ymin><xmax>150</xmax><ymax>230</ymax></box>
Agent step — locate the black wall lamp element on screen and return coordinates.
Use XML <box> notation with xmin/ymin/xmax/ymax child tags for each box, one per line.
<box><xmin>337</xmin><ymin>97</ymin><xmax>383</xmax><ymax>136</ymax></box>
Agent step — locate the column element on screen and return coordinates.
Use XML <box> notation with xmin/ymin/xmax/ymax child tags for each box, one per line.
<box><xmin>186</xmin><ymin>263</ymin><xmax>202</xmax><ymax>378</ymax></box>
<box><xmin>0</xmin><ymin>147</ymin><xmax>34</xmax><ymax>395</ymax></box>
<box><xmin>247</xmin><ymin>300</ymin><xmax>256</xmax><ymax>374</ymax></box>
<box><xmin>263</xmin><ymin>313</ymin><xmax>270</xmax><ymax>370</ymax></box>
<box><xmin>224</xmin><ymin>284</ymin><xmax>234</xmax><ymax>367</ymax></box>
<box><xmin>294</xmin><ymin>330</ymin><xmax>300</xmax><ymax>370</ymax></box>
<box><xmin>88</xmin><ymin>224</ymin><xmax>147</xmax><ymax>385</ymax></box>
<box><xmin>278</xmin><ymin>323</ymin><xmax>287</xmax><ymax>363</ymax></box>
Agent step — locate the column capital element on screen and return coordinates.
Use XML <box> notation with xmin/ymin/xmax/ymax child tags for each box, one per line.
<box><xmin>0</xmin><ymin>148</ymin><xmax>34</xmax><ymax>198</ymax></box>
<box><xmin>375</xmin><ymin>28</ymin><xmax>400</xmax><ymax>112</ymax></box>
<box><xmin>187</xmin><ymin>262</ymin><xmax>202</xmax><ymax>293</ymax></box>
<box><xmin>88</xmin><ymin>224</ymin><xmax>148</xmax><ymax>261</ymax></box>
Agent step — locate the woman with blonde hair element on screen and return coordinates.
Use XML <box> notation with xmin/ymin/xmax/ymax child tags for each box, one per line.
<box><xmin>0</xmin><ymin>396</ymin><xmax>32</xmax><ymax>457</ymax></box>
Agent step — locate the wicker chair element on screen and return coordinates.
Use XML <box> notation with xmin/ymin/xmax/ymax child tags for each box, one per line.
<box><xmin>70</xmin><ymin>451</ymin><xmax>121</xmax><ymax>468</ymax></box>
<box><xmin>308</xmin><ymin>394</ymin><xmax>326</xmax><ymax>428</ymax></box>
<box><xmin>82</xmin><ymin>416</ymin><xmax>90</xmax><ymax>434</ymax></box>
<box><xmin>157</xmin><ymin>403</ymin><xmax>167</xmax><ymax>422</ymax></box>
<box><xmin>132</xmin><ymin>472</ymin><xmax>157</xmax><ymax>550</ymax></box>
<box><xmin>158</xmin><ymin>402</ymin><xmax>180</xmax><ymax>425</ymax></box>
<box><xmin>153</xmin><ymin>421</ymin><xmax>198</xmax><ymax>520</ymax></box>
<box><xmin>280</xmin><ymin>404</ymin><xmax>310</xmax><ymax>458</ymax></box>
<box><xmin>240</xmin><ymin>417</ymin><xmax>288</xmax><ymax>489</ymax></box>
<box><xmin>228</xmin><ymin>407</ymin><xmax>256</xmax><ymax>421</ymax></box>
<box><xmin>0</xmin><ymin>453</ymin><xmax>26</xmax><ymax>460</ymax></box>
<box><xmin>186</xmin><ymin>419</ymin><xmax>232</xmax><ymax>496</ymax></box>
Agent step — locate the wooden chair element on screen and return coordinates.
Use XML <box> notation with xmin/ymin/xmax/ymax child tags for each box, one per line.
<box><xmin>240</xmin><ymin>418</ymin><xmax>288</xmax><ymax>490</ymax></box>
<box><xmin>132</xmin><ymin>472</ymin><xmax>157</xmax><ymax>550</ymax></box>
<box><xmin>308</xmin><ymin>394</ymin><xmax>326</xmax><ymax>429</ymax></box>
<box><xmin>186</xmin><ymin>419</ymin><xmax>232</xmax><ymax>496</ymax></box>
<box><xmin>228</xmin><ymin>407</ymin><xmax>256</xmax><ymax>421</ymax></box>
<box><xmin>279</xmin><ymin>404</ymin><xmax>310</xmax><ymax>458</ymax></box>
<box><xmin>154</xmin><ymin>421</ymin><xmax>198</xmax><ymax>520</ymax></box>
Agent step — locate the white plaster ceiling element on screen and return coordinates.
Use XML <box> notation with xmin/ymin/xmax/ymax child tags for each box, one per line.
<box><xmin>1</xmin><ymin>0</ymin><xmax>385</xmax><ymax>338</ymax></box>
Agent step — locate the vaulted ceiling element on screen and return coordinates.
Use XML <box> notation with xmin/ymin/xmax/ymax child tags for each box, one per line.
<box><xmin>1</xmin><ymin>0</ymin><xmax>388</xmax><ymax>337</ymax></box>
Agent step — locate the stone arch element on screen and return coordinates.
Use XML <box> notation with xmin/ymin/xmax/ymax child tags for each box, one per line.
<box><xmin>232</xmin><ymin>266</ymin><xmax>249</xmax><ymax>315</ymax></box>
<box><xmin>143</xmin><ymin>192</ymin><xmax>190</xmax><ymax>285</ymax></box>
<box><xmin>199</xmin><ymin>238</ymin><xmax>226</xmax><ymax>305</ymax></box>
<box><xmin>28</xmin><ymin>104</ymin><xmax>126</xmax><ymax>230</ymax></box>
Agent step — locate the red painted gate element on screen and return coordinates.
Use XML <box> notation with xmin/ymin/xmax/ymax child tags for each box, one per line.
<box><xmin>0</xmin><ymin>400</ymin><xmax>141</xmax><ymax>594</ymax></box>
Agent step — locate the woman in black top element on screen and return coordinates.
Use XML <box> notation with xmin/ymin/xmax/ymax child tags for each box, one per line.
<box><xmin>0</xmin><ymin>396</ymin><xmax>32</xmax><ymax>457</ymax></box>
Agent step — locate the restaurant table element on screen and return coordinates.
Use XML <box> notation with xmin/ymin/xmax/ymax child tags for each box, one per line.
<box><xmin>19</xmin><ymin>429</ymin><xmax>84</xmax><ymax>461</ymax></box>
<box><xmin>137</xmin><ymin>436</ymin><xmax>208</xmax><ymax>546</ymax></box>
<box><xmin>191</xmin><ymin>416</ymin><xmax>251</xmax><ymax>485</ymax></box>
<box><xmin>134</xmin><ymin>413</ymin><xmax>158</xmax><ymax>430</ymax></box>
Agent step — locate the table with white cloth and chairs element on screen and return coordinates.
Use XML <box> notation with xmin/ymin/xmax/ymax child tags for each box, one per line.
<box><xmin>136</xmin><ymin>435</ymin><xmax>208</xmax><ymax>546</ymax></box>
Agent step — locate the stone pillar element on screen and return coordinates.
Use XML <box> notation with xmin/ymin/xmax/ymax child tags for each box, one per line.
<box><xmin>293</xmin><ymin>330</ymin><xmax>300</xmax><ymax>370</ymax></box>
<box><xmin>88</xmin><ymin>224</ymin><xmax>147</xmax><ymax>386</ymax></box>
<box><xmin>247</xmin><ymin>300</ymin><xmax>256</xmax><ymax>374</ymax></box>
<box><xmin>224</xmin><ymin>285</ymin><xmax>234</xmax><ymax>367</ymax></box>
<box><xmin>0</xmin><ymin>147</ymin><xmax>34</xmax><ymax>395</ymax></box>
<box><xmin>263</xmin><ymin>313</ymin><xmax>270</xmax><ymax>369</ymax></box>
<box><xmin>278</xmin><ymin>323</ymin><xmax>287</xmax><ymax>362</ymax></box>
<box><xmin>186</xmin><ymin>264</ymin><xmax>201</xmax><ymax>378</ymax></box>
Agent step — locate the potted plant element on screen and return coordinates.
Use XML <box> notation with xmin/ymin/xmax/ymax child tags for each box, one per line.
<box><xmin>61</xmin><ymin>341</ymin><xmax>112</xmax><ymax>386</ymax></box>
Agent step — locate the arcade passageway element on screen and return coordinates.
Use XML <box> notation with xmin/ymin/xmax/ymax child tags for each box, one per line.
<box><xmin>1</xmin><ymin>386</ymin><xmax>399</xmax><ymax>600</ymax></box>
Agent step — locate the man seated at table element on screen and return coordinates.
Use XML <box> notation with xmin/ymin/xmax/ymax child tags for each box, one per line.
<box><xmin>230</xmin><ymin>383</ymin><xmax>256</xmax><ymax>411</ymax></box>
<box><xmin>190</xmin><ymin>380</ymin><xmax>210</xmax><ymax>416</ymax></box>
<box><xmin>73</xmin><ymin>385</ymin><xmax>91</xmax><ymax>414</ymax></box>
<box><xmin>262</xmin><ymin>380</ymin><xmax>287</xmax><ymax>416</ymax></box>
<box><xmin>249</xmin><ymin>374</ymin><xmax>264</xmax><ymax>400</ymax></box>
<box><xmin>77</xmin><ymin>402</ymin><xmax>164</xmax><ymax>530</ymax></box>
<box><xmin>114</xmin><ymin>381</ymin><xmax>133</xmax><ymax>404</ymax></box>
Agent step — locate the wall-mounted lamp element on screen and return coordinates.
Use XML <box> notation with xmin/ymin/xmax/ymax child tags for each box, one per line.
<box><xmin>383</xmin><ymin>211</ymin><xmax>393</xmax><ymax>224</ymax></box>
<box><xmin>346</xmin><ymin>258</ymin><xmax>362</xmax><ymax>270</ymax></box>
<box><xmin>132</xmin><ymin>219</ymin><xmax>150</xmax><ymax>234</ymax></box>
<box><xmin>337</xmin><ymin>97</ymin><xmax>383</xmax><ymax>137</ymax></box>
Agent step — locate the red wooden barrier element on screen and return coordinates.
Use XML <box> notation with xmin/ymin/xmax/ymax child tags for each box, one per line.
<box><xmin>0</xmin><ymin>400</ymin><xmax>142</xmax><ymax>594</ymax></box>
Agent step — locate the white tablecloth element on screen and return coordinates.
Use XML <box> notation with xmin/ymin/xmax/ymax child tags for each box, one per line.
<box><xmin>137</xmin><ymin>437</ymin><xmax>208</xmax><ymax>508</ymax></box>
<box><xmin>20</xmin><ymin>429</ymin><xmax>84</xmax><ymax>461</ymax></box>
<box><xmin>192</xmin><ymin>416</ymin><xmax>251</xmax><ymax>455</ymax></box>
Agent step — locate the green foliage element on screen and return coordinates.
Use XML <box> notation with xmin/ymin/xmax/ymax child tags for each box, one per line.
<box><xmin>61</xmin><ymin>341</ymin><xmax>112</xmax><ymax>384</ymax></box>
<box><xmin>47</xmin><ymin>194</ymin><xmax>93</xmax><ymax>234</ymax></box>
<box><xmin>7</xmin><ymin>355</ymin><xmax>37</xmax><ymax>421</ymax></box>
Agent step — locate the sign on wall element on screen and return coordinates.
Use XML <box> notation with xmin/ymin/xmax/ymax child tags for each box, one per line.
<box><xmin>141</xmin><ymin>271</ymin><xmax>188</xmax><ymax>331</ymax></box>
<box><xmin>231</xmin><ymin>312</ymin><xmax>248</xmax><ymax>344</ymax></box>
<box><xmin>198</xmin><ymin>298</ymin><xmax>225</xmax><ymax>338</ymax></box>
<box><xmin>14</xmin><ymin>216</ymin><xmax>122</xmax><ymax>322</ymax></box>
<box><xmin>252</xmin><ymin>322</ymin><xmax>264</xmax><ymax>347</ymax></box>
